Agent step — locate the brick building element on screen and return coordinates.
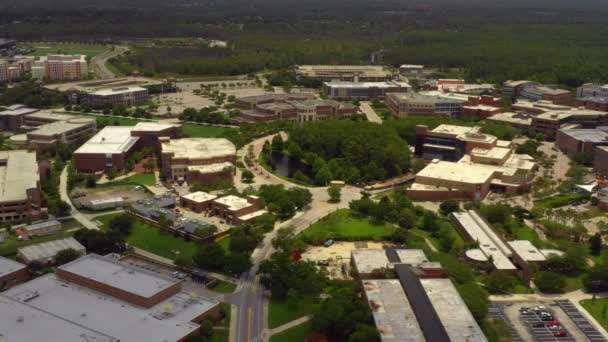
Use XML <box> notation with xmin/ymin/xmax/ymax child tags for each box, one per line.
<box><xmin>237</xmin><ymin>94</ymin><xmax>357</xmax><ymax>122</ymax></box>
<box><xmin>0</xmin><ymin>256</ymin><xmax>28</xmax><ymax>289</ymax></box>
<box><xmin>31</xmin><ymin>54</ymin><xmax>88</xmax><ymax>81</ymax></box>
<box><xmin>385</xmin><ymin>92</ymin><xmax>465</xmax><ymax>118</ymax></box>
<box><xmin>321</xmin><ymin>81</ymin><xmax>411</xmax><ymax>99</ymax></box>
<box><xmin>556</xmin><ymin>127</ymin><xmax>608</xmax><ymax>154</ymax></box>
<box><xmin>180</xmin><ymin>192</ymin><xmax>267</xmax><ymax>225</ymax></box>
<box><xmin>594</xmin><ymin>146</ymin><xmax>608</xmax><ymax>177</ymax></box>
<box><xmin>577</xmin><ymin>97</ymin><xmax>608</xmax><ymax>112</ymax></box>
<box><xmin>414</xmin><ymin>125</ymin><xmax>498</xmax><ymax>161</ymax></box>
<box><xmin>0</xmin><ymin>150</ymin><xmax>44</xmax><ymax>224</ymax></box>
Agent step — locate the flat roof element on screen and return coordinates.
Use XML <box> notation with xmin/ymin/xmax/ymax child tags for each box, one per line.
<box><xmin>323</xmin><ymin>81</ymin><xmax>411</xmax><ymax>89</ymax></box>
<box><xmin>132</xmin><ymin>121</ymin><xmax>181</xmax><ymax>132</ymax></box>
<box><xmin>0</xmin><ymin>256</ymin><xmax>26</xmax><ymax>278</ymax></box>
<box><xmin>238</xmin><ymin>209</ymin><xmax>269</xmax><ymax>221</ymax></box>
<box><xmin>0</xmin><ymin>150</ymin><xmax>40</xmax><ymax>202</ymax></box>
<box><xmin>25</xmin><ymin>111</ymin><xmax>75</xmax><ymax>122</ymax></box>
<box><xmin>451</xmin><ymin>211</ymin><xmax>516</xmax><ymax>270</ymax></box>
<box><xmin>28</xmin><ymin>117</ymin><xmax>95</xmax><ymax>137</ymax></box>
<box><xmin>161</xmin><ymin>138</ymin><xmax>236</xmax><ymax>160</ymax></box>
<box><xmin>0</xmin><ymin>295</ymin><xmax>118</xmax><ymax>342</ymax></box>
<box><xmin>75</xmin><ymin>126</ymin><xmax>139</xmax><ymax>155</ymax></box>
<box><xmin>416</xmin><ymin>160</ymin><xmax>497</xmax><ymax>185</ymax></box>
<box><xmin>18</xmin><ymin>237</ymin><xmax>85</xmax><ymax>262</ymax></box>
<box><xmin>0</xmin><ymin>107</ymin><xmax>39</xmax><ymax>116</ymax></box>
<box><xmin>388</xmin><ymin>92</ymin><xmax>465</xmax><ymax>104</ymax></box>
<box><xmin>89</xmin><ymin>86</ymin><xmax>147</xmax><ymax>96</ymax></box>
<box><xmin>59</xmin><ymin>254</ymin><xmax>179</xmax><ymax>298</ymax></box>
<box><xmin>508</xmin><ymin>240</ymin><xmax>546</xmax><ymax>262</ymax></box>
<box><xmin>4</xmin><ymin>273</ymin><xmax>217</xmax><ymax>342</ymax></box>
<box><xmin>470</xmin><ymin>147</ymin><xmax>511</xmax><ymax>160</ymax></box>
<box><xmin>43</xmin><ymin>77</ymin><xmax>166</xmax><ymax>92</ymax></box>
<box><xmin>213</xmin><ymin>195</ymin><xmax>252</xmax><ymax>211</ymax></box>
<box><xmin>558</xmin><ymin>127</ymin><xmax>608</xmax><ymax>142</ymax></box>
<box><xmin>487</xmin><ymin>112</ymin><xmax>533</xmax><ymax>126</ymax></box>
<box><xmin>420</xmin><ymin>278</ymin><xmax>487</xmax><ymax>342</ymax></box>
<box><xmin>352</xmin><ymin>249</ymin><xmax>391</xmax><ymax>274</ymax></box>
<box><xmin>181</xmin><ymin>191</ymin><xmax>217</xmax><ymax>203</ymax></box>
<box><xmin>363</xmin><ymin>279</ymin><xmax>425</xmax><ymax>342</ymax></box>
<box><xmin>24</xmin><ymin>219</ymin><xmax>61</xmax><ymax>232</ymax></box>
<box><xmin>394</xmin><ymin>249</ymin><xmax>429</xmax><ymax>265</ymax></box>
<box><xmin>535</xmin><ymin>108</ymin><xmax>608</xmax><ymax>121</ymax></box>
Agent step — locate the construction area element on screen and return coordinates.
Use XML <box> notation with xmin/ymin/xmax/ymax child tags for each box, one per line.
<box><xmin>71</xmin><ymin>184</ymin><xmax>153</xmax><ymax>211</ymax></box>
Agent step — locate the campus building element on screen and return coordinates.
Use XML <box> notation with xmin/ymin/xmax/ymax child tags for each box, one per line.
<box><xmin>385</xmin><ymin>92</ymin><xmax>465</xmax><ymax>118</ymax></box>
<box><xmin>0</xmin><ymin>256</ymin><xmax>28</xmax><ymax>289</ymax></box>
<box><xmin>409</xmin><ymin>125</ymin><xmax>536</xmax><ymax>200</ymax></box>
<box><xmin>2</xmin><ymin>253</ymin><xmax>221</xmax><ymax>342</ymax></box>
<box><xmin>160</xmin><ymin>138</ymin><xmax>236</xmax><ymax>183</ymax></box>
<box><xmin>180</xmin><ymin>192</ymin><xmax>267</xmax><ymax>225</ymax></box>
<box><xmin>576</xmin><ymin>96</ymin><xmax>608</xmax><ymax>112</ymax></box>
<box><xmin>577</xmin><ymin>83</ymin><xmax>608</xmax><ymax>98</ymax></box>
<box><xmin>86</xmin><ymin>86</ymin><xmax>150</xmax><ymax>108</ymax></box>
<box><xmin>556</xmin><ymin>127</ymin><xmax>608</xmax><ymax>154</ymax></box>
<box><xmin>321</xmin><ymin>81</ymin><xmax>411</xmax><ymax>99</ymax></box>
<box><xmin>503</xmin><ymin>80</ymin><xmax>571</xmax><ymax>104</ymax></box>
<box><xmin>594</xmin><ymin>146</ymin><xmax>608</xmax><ymax>177</ymax></box>
<box><xmin>17</xmin><ymin>237</ymin><xmax>85</xmax><ymax>265</ymax></box>
<box><xmin>530</xmin><ymin>108</ymin><xmax>608</xmax><ymax>138</ymax></box>
<box><xmin>31</xmin><ymin>54</ymin><xmax>88</xmax><ymax>81</ymax></box>
<box><xmin>461</xmin><ymin>95</ymin><xmax>503</xmax><ymax>119</ymax></box>
<box><xmin>486</xmin><ymin>112</ymin><xmax>534</xmax><ymax>133</ymax></box>
<box><xmin>236</xmin><ymin>93</ymin><xmax>357</xmax><ymax>122</ymax></box>
<box><xmin>352</xmin><ymin>248</ymin><xmax>487</xmax><ymax>342</ymax></box>
<box><xmin>399</xmin><ymin>64</ymin><xmax>424</xmax><ymax>77</ymax></box>
<box><xmin>0</xmin><ymin>150</ymin><xmax>44</xmax><ymax>224</ymax></box>
<box><xmin>295</xmin><ymin>65</ymin><xmax>393</xmax><ymax>82</ymax></box>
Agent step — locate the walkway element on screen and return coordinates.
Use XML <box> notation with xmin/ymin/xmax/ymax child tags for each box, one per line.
<box><xmin>267</xmin><ymin>316</ymin><xmax>311</xmax><ymax>337</ymax></box>
<box><xmin>59</xmin><ymin>165</ymin><xmax>99</xmax><ymax>230</ymax></box>
<box><xmin>359</xmin><ymin>101</ymin><xmax>382</xmax><ymax>124</ymax></box>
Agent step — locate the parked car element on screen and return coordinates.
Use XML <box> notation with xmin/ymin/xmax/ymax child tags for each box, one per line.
<box><xmin>552</xmin><ymin>330</ymin><xmax>568</xmax><ymax>337</ymax></box>
<box><xmin>532</xmin><ymin>322</ymin><xmax>545</xmax><ymax>328</ymax></box>
<box><xmin>540</xmin><ymin>315</ymin><xmax>554</xmax><ymax>321</ymax></box>
<box><xmin>545</xmin><ymin>321</ymin><xmax>560</xmax><ymax>327</ymax></box>
<box><xmin>324</xmin><ymin>239</ymin><xmax>335</xmax><ymax>247</ymax></box>
<box><xmin>533</xmin><ymin>306</ymin><xmax>547</xmax><ymax>311</ymax></box>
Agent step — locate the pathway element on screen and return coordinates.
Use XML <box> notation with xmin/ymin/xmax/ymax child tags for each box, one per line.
<box><xmin>359</xmin><ymin>101</ymin><xmax>383</xmax><ymax>124</ymax></box>
<box><xmin>59</xmin><ymin>165</ymin><xmax>99</xmax><ymax>230</ymax></box>
<box><xmin>267</xmin><ymin>316</ymin><xmax>311</xmax><ymax>336</ymax></box>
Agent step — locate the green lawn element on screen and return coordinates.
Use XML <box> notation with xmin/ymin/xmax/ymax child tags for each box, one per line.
<box><xmin>209</xmin><ymin>329</ymin><xmax>229</xmax><ymax>342</ymax></box>
<box><xmin>18</xmin><ymin>42</ymin><xmax>110</xmax><ymax>57</ymax></box>
<box><xmin>580</xmin><ymin>298</ymin><xmax>608</xmax><ymax>330</ymax></box>
<box><xmin>182</xmin><ymin>124</ymin><xmax>235</xmax><ymax>138</ymax></box>
<box><xmin>121</xmin><ymin>173</ymin><xmax>156</xmax><ymax>186</ymax></box>
<box><xmin>210</xmin><ymin>279</ymin><xmax>237</xmax><ymax>293</ymax></box>
<box><xmin>298</xmin><ymin>209</ymin><xmax>395</xmax><ymax>243</ymax></box>
<box><xmin>564</xmin><ymin>273</ymin><xmax>586</xmax><ymax>292</ymax></box>
<box><xmin>97</xmin><ymin>213</ymin><xmax>199</xmax><ymax>260</ymax></box>
<box><xmin>270</xmin><ymin>322</ymin><xmax>313</xmax><ymax>342</ymax></box>
<box><xmin>216</xmin><ymin>236</ymin><xmax>231</xmax><ymax>253</ymax></box>
<box><xmin>218</xmin><ymin>302</ymin><xmax>232</xmax><ymax>328</ymax></box>
<box><xmin>269</xmin><ymin>298</ymin><xmax>316</xmax><ymax>329</ymax></box>
<box><xmin>533</xmin><ymin>193</ymin><xmax>590</xmax><ymax>211</ymax></box>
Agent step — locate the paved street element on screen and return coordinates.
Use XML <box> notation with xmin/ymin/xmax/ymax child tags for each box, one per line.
<box><xmin>90</xmin><ymin>45</ymin><xmax>128</xmax><ymax>79</ymax></box>
<box><xmin>359</xmin><ymin>101</ymin><xmax>383</xmax><ymax>124</ymax></box>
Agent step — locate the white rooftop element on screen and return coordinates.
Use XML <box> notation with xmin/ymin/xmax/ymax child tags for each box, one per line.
<box><xmin>451</xmin><ymin>211</ymin><xmax>516</xmax><ymax>270</ymax></box>
<box><xmin>88</xmin><ymin>86</ymin><xmax>147</xmax><ymax>96</ymax></box>
<box><xmin>75</xmin><ymin>126</ymin><xmax>139</xmax><ymax>155</ymax></box>
<box><xmin>59</xmin><ymin>253</ymin><xmax>179</xmax><ymax>298</ymax></box>
<box><xmin>29</xmin><ymin>117</ymin><xmax>95</xmax><ymax>137</ymax></box>
<box><xmin>0</xmin><ymin>107</ymin><xmax>39</xmax><ymax>116</ymax></box>
<box><xmin>238</xmin><ymin>209</ymin><xmax>268</xmax><ymax>221</ymax></box>
<box><xmin>416</xmin><ymin>160</ymin><xmax>497</xmax><ymax>185</ymax></box>
<box><xmin>161</xmin><ymin>138</ymin><xmax>236</xmax><ymax>160</ymax></box>
<box><xmin>421</xmin><ymin>278</ymin><xmax>487</xmax><ymax>342</ymax></box>
<box><xmin>0</xmin><ymin>294</ymin><xmax>118</xmax><ymax>342</ymax></box>
<box><xmin>323</xmin><ymin>81</ymin><xmax>411</xmax><ymax>89</ymax></box>
<box><xmin>363</xmin><ymin>279</ymin><xmax>425</xmax><ymax>342</ymax></box>
<box><xmin>394</xmin><ymin>249</ymin><xmax>429</xmax><ymax>265</ymax></box>
<box><xmin>213</xmin><ymin>195</ymin><xmax>252</xmax><ymax>211</ymax></box>
<box><xmin>508</xmin><ymin>240</ymin><xmax>546</xmax><ymax>262</ymax></box>
<box><xmin>352</xmin><ymin>249</ymin><xmax>390</xmax><ymax>274</ymax></box>
<box><xmin>132</xmin><ymin>121</ymin><xmax>181</xmax><ymax>132</ymax></box>
<box><xmin>4</xmin><ymin>273</ymin><xmax>217</xmax><ymax>342</ymax></box>
<box><xmin>0</xmin><ymin>256</ymin><xmax>26</xmax><ymax>278</ymax></box>
<box><xmin>18</xmin><ymin>237</ymin><xmax>85</xmax><ymax>263</ymax></box>
<box><xmin>182</xmin><ymin>191</ymin><xmax>218</xmax><ymax>203</ymax></box>
<box><xmin>0</xmin><ymin>150</ymin><xmax>40</xmax><ymax>202</ymax></box>
<box><xmin>187</xmin><ymin>162</ymin><xmax>234</xmax><ymax>174</ymax></box>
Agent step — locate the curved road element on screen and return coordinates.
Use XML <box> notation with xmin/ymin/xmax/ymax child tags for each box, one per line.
<box><xmin>91</xmin><ymin>45</ymin><xmax>129</xmax><ymax>79</ymax></box>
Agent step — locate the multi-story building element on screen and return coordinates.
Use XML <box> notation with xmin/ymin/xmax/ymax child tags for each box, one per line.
<box><xmin>461</xmin><ymin>95</ymin><xmax>503</xmax><ymax>119</ymax></box>
<box><xmin>86</xmin><ymin>86</ymin><xmax>150</xmax><ymax>108</ymax></box>
<box><xmin>74</xmin><ymin>123</ymin><xmax>181</xmax><ymax>174</ymax></box>
<box><xmin>531</xmin><ymin>108</ymin><xmax>608</xmax><ymax>138</ymax></box>
<box><xmin>502</xmin><ymin>80</ymin><xmax>539</xmax><ymax>98</ymax></box>
<box><xmin>0</xmin><ymin>256</ymin><xmax>28</xmax><ymax>289</ymax></box>
<box><xmin>295</xmin><ymin>65</ymin><xmax>393</xmax><ymax>82</ymax></box>
<box><xmin>0</xmin><ymin>38</ymin><xmax>16</xmax><ymax>56</ymax></box>
<box><xmin>160</xmin><ymin>137</ymin><xmax>236</xmax><ymax>183</ymax></box>
<box><xmin>385</xmin><ymin>92</ymin><xmax>465</xmax><ymax>118</ymax></box>
<box><xmin>577</xmin><ymin>96</ymin><xmax>608</xmax><ymax>112</ymax></box>
<box><xmin>236</xmin><ymin>94</ymin><xmax>357</xmax><ymax>122</ymax></box>
<box><xmin>2</xmin><ymin>253</ymin><xmax>221</xmax><ymax>342</ymax></box>
<box><xmin>414</xmin><ymin>124</ymin><xmax>498</xmax><ymax>161</ymax></box>
<box><xmin>503</xmin><ymin>80</ymin><xmax>571</xmax><ymax>104</ymax></box>
<box><xmin>0</xmin><ymin>59</ymin><xmax>8</xmax><ymax>82</ymax></box>
<box><xmin>321</xmin><ymin>81</ymin><xmax>411</xmax><ymax>99</ymax></box>
<box><xmin>486</xmin><ymin>112</ymin><xmax>533</xmax><ymax>133</ymax></box>
<box><xmin>594</xmin><ymin>146</ymin><xmax>608</xmax><ymax>177</ymax></box>
<box><xmin>577</xmin><ymin>83</ymin><xmax>608</xmax><ymax>98</ymax></box>
<box><xmin>0</xmin><ymin>105</ymin><xmax>40</xmax><ymax>131</ymax></box>
<box><xmin>0</xmin><ymin>150</ymin><xmax>44</xmax><ymax>224</ymax></box>
<box><xmin>556</xmin><ymin>127</ymin><xmax>608</xmax><ymax>154</ymax></box>
<box><xmin>210</xmin><ymin>195</ymin><xmax>266</xmax><ymax>225</ymax></box>
<box><xmin>31</xmin><ymin>54</ymin><xmax>88</xmax><ymax>81</ymax></box>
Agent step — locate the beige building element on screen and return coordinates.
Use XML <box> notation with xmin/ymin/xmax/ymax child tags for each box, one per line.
<box><xmin>0</xmin><ymin>150</ymin><xmax>44</xmax><ymax>224</ymax></box>
<box><xmin>31</xmin><ymin>54</ymin><xmax>88</xmax><ymax>81</ymax></box>
<box><xmin>295</xmin><ymin>65</ymin><xmax>392</xmax><ymax>82</ymax></box>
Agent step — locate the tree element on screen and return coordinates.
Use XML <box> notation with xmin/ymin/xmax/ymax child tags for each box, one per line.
<box><xmin>259</xmin><ymin>251</ymin><xmax>325</xmax><ymax>300</ymax></box>
<box><xmin>484</xmin><ymin>271</ymin><xmax>517</xmax><ymax>294</ymax></box>
<box><xmin>328</xmin><ymin>185</ymin><xmax>341</xmax><ymax>203</ymax></box>
<box><xmin>143</xmin><ymin>159</ymin><xmax>155</xmax><ymax>173</ymax></box>
<box><xmin>288</xmin><ymin>187</ymin><xmax>312</xmax><ymax>210</ymax></box>
<box><xmin>109</xmin><ymin>214</ymin><xmax>134</xmax><ymax>236</ymax></box>
<box><xmin>584</xmin><ymin>264</ymin><xmax>608</xmax><ymax>292</ymax></box>
<box><xmin>85</xmin><ymin>175</ymin><xmax>97</xmax><ymax>188</ymax></box>
<box><xmin>457</xmin><ymin>283</ymin><xmax>489</xmax><ymax>322</ymax></box>
<box><xmin>439</xmin><ymin>200</ymin><xmax>460</xmax><ymax>216</ymax></box>
<box><xmin>48</xmin><ymin>200</ymin><xmax>71</xmax><ymax>217</ymax></box>
<box><xmin>271</xmin><ymin>135</ymin><xmax>284</xmax><ymax>151</ymax></box>
<box><xmin>174</xmin><ymin>255</ymin><xmax>194</xmax><ymax>269</ymax></box>
<box><xmin>287</xmin><ymin>142</ymin><xmax>303</xmax><ymax>160</ymax></box>
<box><xmin>535</xmin><ymin>271</ymin><xmax>566</xmax><ymax>293</ymax></box>
<box><xmin>315</xmin><ymin>166</ymin><xmax>333</xmax><ymax>186</ymax></box>
<box><xmin>225</xmin><ymin>253</ymin><xmax>252</xmax><ymax>275</ymax></box>
<box><xmin>54</xmin><ymin>248</ymin><xmax>82</xmax><ymax>265</ymax></box>
<box><xmin>241</xmin><ymin>169</ymin><xmax>255</xmax><ymax>183</ymax></box>
<box><xmin>74</xmin><ymin>229</ymin><xmax>127</xmax><ymax>255</ymax></box>
<box><xmin>349</xmin><ymin>324</ymin><xmax>381</xmax><ymax>342</ymax></box>
<box><xmin>589</xmin><ymin>233</ymin><xmax>603</xmax><ymax>255</ymax></box>
<box><xmin>193</xmin><ymin>243</ymin><xmax>226</xmax><ymax>270</ymax></box>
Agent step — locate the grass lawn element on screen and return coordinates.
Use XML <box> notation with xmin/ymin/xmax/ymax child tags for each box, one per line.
<box><xmin>269</xmin><ymin>298</ymin><xmax>316</xmax><ymax>329</ymax></box>
<box><xmin>18</xmin><ymin>42</ymin><xmax>110</xmax><ymax>57</ymax></box>
<box><xmin>97</xmin><ymin>213</ymin><xmax>199</xmax><ymax>260</ymax></box>
<box><xmin>216</xmin><ymin>236</ymin><xmax>231</xmax><ymax>253</ymax></box>
<box><xmin>298</xmin><ymin>209</ymin><xmax>395</xmax><ymax>242</ymax></box>
<box><xmin>564</xmin><ymin>273</ymin><xmax>586</xmax><ymax>292</ymax></box>
<box><xmin>96</xmin><ymin>115</ymin><xmax>143</xmax><ymax>126</ymax></box>
<box><xmin>210</xmin><ymin>279</ymin><xmax>237</xmax><ymax>293</ymax></box>
<box><xmin>533</xmin><ymin>193</ymin><xmax>589</xmax><ymax>211</ymax></box>
<box><xmin>580</xmin><ymin>298</ymin><xmax>608</xmax><ymax>330</ymax></box>
<box><xmin>270</xmin><ymin>322</ymin><xmax>313</xmax><ymax>342</ymax></box>
<box><xmin>182</xmin><ymin>124</ymin><xmax>235</xmax><ymax>138</ymax></box>
<box><xmin>121</xmin><ymin>173</ymin><xmax>156</xmax><ymax>186</ymax></box>
<box><xmin>218</xmin><ymin>302</ymin><xmax>232</xmax><ymax>328</ymax></box>
<box><xmin>209</xmin><ymin>329</ymin><xmax>229</xmax><ymax>342</ymax></box>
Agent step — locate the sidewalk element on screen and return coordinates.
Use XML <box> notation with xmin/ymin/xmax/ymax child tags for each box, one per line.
<box><xmin>267</xmin><ymin>316</ymin><xmax>311</xmax><ymax>338</ymax></box>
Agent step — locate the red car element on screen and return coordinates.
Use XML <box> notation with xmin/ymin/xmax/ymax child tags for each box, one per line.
<box><xmin>545</xmin><ymin>321</ymin><xmax>560</xmax><ymax>327</ymax></box>
<box><xmin>552</xmin><ymin>330</ymin><xmax>568</xmax><ymax>337</ymax></box>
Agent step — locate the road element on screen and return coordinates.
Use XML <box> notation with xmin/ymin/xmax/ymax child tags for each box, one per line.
<box><xmin>359</xmin><ymin>101</ymin><xmax>383</xmax><ymax>124</ymax></box>
<box><xmin>59</xmin><ymin>165</ymin><xmax>100</xmax><ymax>230</ymax></box>
<box><xmin>90</xmin><ymin>45</ymin><xmax>128</xmax><ymax>79</ymax></box>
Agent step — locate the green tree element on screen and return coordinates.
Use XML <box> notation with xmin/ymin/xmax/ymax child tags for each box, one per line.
<box><xmin>439</xmin><ymin>200</ymin><xmax>460</xmax><ymax>216</ymax></box>
<box><xmin>590</xmin><ymin>233</ymin><xmax>603</xmax><ymax>256</ymax></box>
<box><xmin>108</xmin><ymin>214</ymin><xmax>134</xmax><ymax>236</ymax></box>
<box><xmin>271</xmin><ymin>135</ymin><xmax>284</xmax><ymax>151</ymax></box>
<box><xmin>315</xmin><ymin>166</ymin><xmax>333</xmax><ymax>186</ymax></box>
<box><xmin>174</xmin><ymin>255</ymin><xmax>194</xmax><ymax>269</ymax></box>
<box><xmin>225</xmin><ymin>253</ymin><xmax>252</xmax><ymax>275</ymax></box>
<box><xmin>143</xmin><ymin>159</ymin><xmax>155</xmax><ymax>173</ymax></box>
<box><xmin>457</xmin><ymin>283</ymin><xmax>489</xmax><ymax>322</ymax></box>
<box><xmin>484</xmin><ymin>271</ymin><xmax>518</xmax><ymax>294</ymax></box>
<box><xmin>535</xmin><ymin>271</ymin><xmax>566</xmax><ymax>293</ymax></box>
<box><xmin>241</xmin><ymin>169</ymin><xmax>255</xmax><ymax>183</ymax></box>
<box><xmin>328</xmin><ymin>185</ymin><xmax>341</xmax><ymax>203</ymax></box>
<box><xmin>54</xmin><ymin>248</ymin><xmax>82</xmax><ymax>265</ymax></box>
<box><xmin>193</xmin><ymin>243</ymin><xmax>226</xmax><ymax>270</ymax></box>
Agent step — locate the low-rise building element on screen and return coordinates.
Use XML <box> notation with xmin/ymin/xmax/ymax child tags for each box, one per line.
<box><xmin>321</xmin><ymin>81</ymin><xmax>411</xmax><ymax>99</ymax></box>
<box><xmin>17</xmin><ymin>237</ymin><xmax>85</xmax><ymax>265</ymax></box>
<box><xmin>594</xmin><ymin>146</ymin><xmax>608</xmax><ymax>177</ymax></box>
<box><xmin>160</xmin><ymin>137</ymin><xmax>236</xmax><ymax>183</ymax></box>
<box><xmin>2</xmin><ymin>253</ymin><xmax>221</xmax><ymax>342</ymax></box>
<box><xmin>295</xmin><ymin>65</ymin><xmax>392</xmax><ymax>82</ymax></box>
<box><xmin>414</xmin><ymin>124</ymin><xmax>498</xmax><ymax>161</ymax></box>
<box><xmin>577</xmin><ymin>96</ymin><xmax>608</xmax><ymax>112</ymax></box>
<box><xmin>399</xmin><ymin>64</ymin><xmax>424</xmax><ymax>77</ymax></box>
<box><xmin>0</xmin><ymin>150</ymin><xmax>44</xmax><ymax>224</ymax></box>
<box><xmin>211</xmin><ymin>195</ymin><xmax>266</xmax><ymax>225</ymax></box>
<box><xmin>86</xmin><ymin>86</ymin><xmax>149</xmax><ymax>108</ymax></box>
<box><xmin>385</xmin><ymin>92</ymin><xmax>465</xmax><ymax>118</ymax></box>
<box><xmin>486</xmin><ymin>112</ymin><xmax>533</xmax><ymax>133</ymax></box>
<box><xmin>237</xmin><ymin>94</ymin><xmax>357</xmax><ymax>122</ymax></box>
<box><xmin>556</xmin><ymin>127</ymin><xmax>608</xmax><ymax>154</ymax></box>
<box><xmin>22</xmin><ymin>220</ymin><xmax>62</xmax><ymax>237</ymax></box>
<box><xmin>0</xmin><ymin>105</ymin><xmax>39</xmax><ymax>131</ymax></box>
<box><xmin>180</xmin><ymin>191</ymin><xmax>218</xmax><ymax>212</ymax></box>
<box><xmin>531</xmin><ymin>108</ymin><xmax>608</xmax><ymax>138</ymax></box>
<box><xmin>577</xmin><ymin>83</ymin><xmax>608</xmax><ymax>98</ymax></box>
<box><xmin>0</xmin><ymin>256</ymin><xmax>28</xmax><ymax>289</ymax></box>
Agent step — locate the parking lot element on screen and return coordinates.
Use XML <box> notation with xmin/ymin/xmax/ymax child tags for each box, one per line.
<box><xmin>555</xmin><ymin>300</ymin><xmax>608</xmax><ymax>342</ymax></box>
<box><xmin>519</xmin><ymin>305</ymin><xmax>575</xmax><ymax>341</ymax></box>
<box><xmin>488</xmin><ymin>303</ymin><xmax>524</xmax><ymax>341</ymax></box>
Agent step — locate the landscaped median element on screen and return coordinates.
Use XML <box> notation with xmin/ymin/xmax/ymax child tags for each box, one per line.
<box><xmin>580</xmin><ymin>298</ymin><xmax>608</xmax><ymax>330</ymax></box>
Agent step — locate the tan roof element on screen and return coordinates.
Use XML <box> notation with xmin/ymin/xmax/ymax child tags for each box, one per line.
<box><xmin>161</xmin><ymin>138</ymin><xmax>235</xmax><ymax>160</ymax></box>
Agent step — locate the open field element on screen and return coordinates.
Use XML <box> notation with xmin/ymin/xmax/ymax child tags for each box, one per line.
<box><xmin>298</xmin><ymin>209</ymin><xmax>395</xmax><ymax>243</ymax></box>
<box><xmin>269</xmin><ymin>298</ymin><xmax>315</xmax><ymax>329</ymax></box>
<box><xmin>18</xmin><ymin>42</ymin><xmax>110</xmax><ymax>57</ymax></box>
<box><xmin>97</xmin><ymin>213</ymin><xmax>199</xmax><ymax>260</ymax></box>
